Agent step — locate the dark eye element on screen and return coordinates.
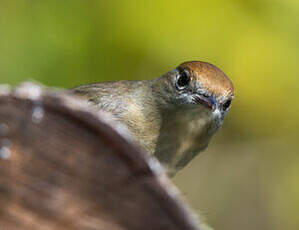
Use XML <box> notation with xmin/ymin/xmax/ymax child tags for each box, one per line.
<box><xmin>222</xmin><ymin>100</ymin><xmax>232</xmax><ymax>111</ymax></box>
<box><xmin>177</xmin><ymin>71</ymin><xmax>190</xmax><ymax>88</ymax></box>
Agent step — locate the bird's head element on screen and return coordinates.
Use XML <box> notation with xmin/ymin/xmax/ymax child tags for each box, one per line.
<box><xmin>151</xmin><ymin>61</ymin><xmax>234</xmax><ymax>174</ymax></box>
<box><xmin>153</xmin><ymin>61</ymin><xmax>234</xmax><ymax>120</ymax></box>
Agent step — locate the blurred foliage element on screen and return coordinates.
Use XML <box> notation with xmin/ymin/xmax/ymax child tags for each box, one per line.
<box><xmin>0</xmin><ymin>0</ymin><xmax>298</xmax><ymax>229</ymax></box>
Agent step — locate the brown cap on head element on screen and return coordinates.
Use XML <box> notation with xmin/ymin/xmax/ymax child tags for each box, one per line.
<box><xmin>178</xmin><ymin>61</ymin><xmax>234</xmax><ymax>99</ymax></box>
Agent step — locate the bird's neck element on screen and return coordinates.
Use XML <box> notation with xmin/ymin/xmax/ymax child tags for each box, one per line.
<box><xmin>153</xmin><ymin>107</ymin><xmax>216</xmax><ymax>176</ymax></box>
<box><xmin>119</xmin><ymin>81</ymin><xmax>162</xmax><ymax>154</ymax></box>
<box><xmin>119</xmin><ymin>82</ymin><xmax>219</xmax><ymax>176</ymax></box>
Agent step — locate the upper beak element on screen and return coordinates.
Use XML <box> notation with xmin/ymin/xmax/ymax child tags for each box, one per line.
<box><xmin>193</xmin><ymin>94</ymin><xmax>216</xmax><ymax>110</ymax></box>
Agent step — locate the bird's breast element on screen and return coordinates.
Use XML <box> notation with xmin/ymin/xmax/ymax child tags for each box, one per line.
<box><xmin>154</xmin><ymin>108</ymin><xmax>218</xmax><ymax>176</ymax></box>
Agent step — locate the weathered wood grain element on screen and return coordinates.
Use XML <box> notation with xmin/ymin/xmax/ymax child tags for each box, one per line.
<box><xmin>0</xmin><ymin>83</ymin><xmax>199</xmax><ymax>230</ymax></box>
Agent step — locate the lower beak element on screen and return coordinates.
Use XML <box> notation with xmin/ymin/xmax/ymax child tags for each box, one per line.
<box><xmin>193</xmin><ymin>94</ymin><xmax>216</xmax><ymax>110</ymax></box>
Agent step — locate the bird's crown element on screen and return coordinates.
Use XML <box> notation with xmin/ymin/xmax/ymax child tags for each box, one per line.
<box><xmin>178</xmin><ymin>61</ymin><xmax>234</xmax><ymax>99</ymax></box>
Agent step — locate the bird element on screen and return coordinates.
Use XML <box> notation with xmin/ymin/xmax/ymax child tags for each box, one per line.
<box><xmin>70</xmin><ymin>61</ymin><xmax>234</xmax><ymax>176</ymax></box>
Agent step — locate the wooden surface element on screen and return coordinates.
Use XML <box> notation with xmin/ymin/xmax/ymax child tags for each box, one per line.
<box><xmin>0</xmin><ymin>83</ymin><xmax>200</xmax><ymax>230</ymax></box>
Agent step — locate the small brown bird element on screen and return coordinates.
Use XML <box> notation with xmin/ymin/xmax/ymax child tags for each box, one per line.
<box><xmin>71</xmin><ymin>61</ymin><xmax>234</xmax><ymax>176</ymax></box>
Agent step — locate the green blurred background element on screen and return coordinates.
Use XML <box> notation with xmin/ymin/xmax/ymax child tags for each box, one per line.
<box><xmin>0</xmin><ymin>0</ymin><xmax>298</xmax><ymax>229</ymax></box>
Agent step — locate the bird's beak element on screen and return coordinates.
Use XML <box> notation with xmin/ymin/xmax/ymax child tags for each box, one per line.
<box><xmin>193</xmin><ymin>94</ymin><xmax>216</xmax><ymax>110</ymax></box>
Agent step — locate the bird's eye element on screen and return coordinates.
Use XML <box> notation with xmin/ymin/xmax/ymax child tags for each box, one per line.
<box><xmin>177</xmin><ymin>71</ymin><xmax>190</xmax><ymax>89</ymax></box>
<box><xmin>222</xmin><ymin>100</ymin><xmax>231</xmax><ymax>111</ymax></box>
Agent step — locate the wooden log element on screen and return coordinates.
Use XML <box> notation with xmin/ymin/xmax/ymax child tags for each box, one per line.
<box><xmin>0</xmin><ymin>83</ymin><xmax>200</xmax><ymax>230</ymax></box>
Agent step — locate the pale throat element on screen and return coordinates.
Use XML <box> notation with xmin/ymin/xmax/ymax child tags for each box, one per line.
<box><xmin>153</xmin><ymin>105</ymin><xmax>220</xmax><ymax>175</ymax></box>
